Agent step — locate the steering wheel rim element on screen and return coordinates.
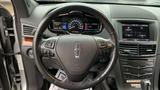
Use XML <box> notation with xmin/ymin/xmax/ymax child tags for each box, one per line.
<box><xmin>33</xmin><ymin>3</ymin><xmax>118</xmax><ymax>89</ymax></box>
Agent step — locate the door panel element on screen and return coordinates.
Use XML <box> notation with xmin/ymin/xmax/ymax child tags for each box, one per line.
<box><xmin>0</xmin><ymin>5</ymin><xmax>20</xmax><ymax>90</ymax></box>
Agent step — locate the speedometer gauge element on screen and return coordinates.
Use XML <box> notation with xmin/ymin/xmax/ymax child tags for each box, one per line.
<box><xmin>68</xmin><ymin>18</ymin><xmax>83</xmax><ymax>31</ymax></box>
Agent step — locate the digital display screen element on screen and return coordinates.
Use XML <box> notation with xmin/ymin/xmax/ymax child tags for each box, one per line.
<box><xmin>53</xmin><ymin>21</ymin><xmax>68</xmax><ymax>30</ymax></box>
<box><xmin>84</xmin><ymin>23</ymin><xmax>99</xmax><ymax>31</ymax></box>
<box><xmin>122</xmin><ymin>23</ymin><xmax>150</xmax><ymax>40</ymax></box>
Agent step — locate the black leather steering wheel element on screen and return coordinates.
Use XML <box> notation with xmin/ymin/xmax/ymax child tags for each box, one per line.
<box><xmin>33</xmin><ymin>3</ymin><xmax>118</xmax><ymax>90</ymax></box>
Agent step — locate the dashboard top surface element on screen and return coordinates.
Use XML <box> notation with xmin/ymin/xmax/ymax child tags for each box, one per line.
<box><xmin>21</xmin><ymin>3</ymin><xmax>160</xmax><ymax>41</ymax></box>
<box><xmin>21</xmin><ymin>3</ymin><xmax>160</xmax><ymax>26</ymax></box>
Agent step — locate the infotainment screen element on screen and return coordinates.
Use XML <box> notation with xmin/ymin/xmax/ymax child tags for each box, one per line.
<box><xmin>122</xmin><ymin>23</ymin><xmax>150</xmax><ymax>41</ymax></box>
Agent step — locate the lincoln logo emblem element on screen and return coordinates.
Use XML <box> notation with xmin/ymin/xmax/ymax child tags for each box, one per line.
<box><xmin>74</xmin><ymin>41</ymin><xmax>80</xmax><ymax>59</ymax></box>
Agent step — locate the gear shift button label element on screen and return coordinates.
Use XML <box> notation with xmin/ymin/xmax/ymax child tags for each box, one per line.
<box><xmin>131</xmin><ymin>84</ymin><xmax>141</xmax><ymax>88</ymax></box>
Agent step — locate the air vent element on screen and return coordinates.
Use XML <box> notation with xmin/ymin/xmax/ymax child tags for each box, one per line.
<box><xmin>139</xmin><ymin>45</ymin><xmax>156</xmax><ymax>55</ymax></box>
<box><xmin>22</xmin><ymin>25</ymin><xmax>36</xmax><ymax>36</ymax></box>
<box><xmin>119</xmin><ymin>43</ymin><xmax>156</xmax><ymax>56</ymax></box>
<box><xmin>119</xmin><ymin>44</ymin><xmax>138</xmax><ymax>55</ymax></box>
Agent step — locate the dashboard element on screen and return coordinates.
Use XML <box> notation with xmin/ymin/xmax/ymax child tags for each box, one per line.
<box><xmin>48</xmin><ymin>11</ymin><xmax>102</xmax><ymax>34</ymax></box>
<box><xmin>20</xmin><ymin>3</ymin><xmax>160</xmax><ymax>90</ymax></box>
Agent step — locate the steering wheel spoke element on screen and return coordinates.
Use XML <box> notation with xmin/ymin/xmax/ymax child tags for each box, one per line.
<box><xmin>40</xmin><ymin>37</ymin><xmax>60</xmax><ymax>57</ymax></box>
<box><xmin>94</xmin><ymin>37</ymin><xmax>114</xmax><ymax>62</ymax></box>
<box><xmin>94</xmin><ymin>37</ymin><xmax>114</xmax><ymax>49</ymax></box>
<box><xmin>62</xmin><ymin>72</ymin><xmax>94</xmax><ymax>88</ymax></box>
<box><xmin>40</xmin><ymin>37</ymin><xmax>62</xmax><ymax>69</ymax></box>
<box><xmin>40</xmin><ymin>41</ymin><xmax>55</xmax><ymax>57</ymax></box>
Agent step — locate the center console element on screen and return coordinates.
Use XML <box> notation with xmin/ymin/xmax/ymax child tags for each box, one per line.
<box><xmin>116</xmin><ymin>20</ymin><xmax>158</xmax><ymax>89</ymax></box>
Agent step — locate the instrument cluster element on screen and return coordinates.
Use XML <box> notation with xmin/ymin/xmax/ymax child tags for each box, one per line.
<box><xmin>48</xmin><ymin>11</ymin><xmax>102</xmax><ymax>34</ymax></box>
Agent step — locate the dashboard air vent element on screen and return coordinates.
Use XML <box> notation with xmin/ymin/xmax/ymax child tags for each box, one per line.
<box><xmin>119</xmin><ymin>44</ymin><xmax>138</xmax><ymax>55</ymax></box>
<box><xmin>23</xmin><ymin>25</ymin><xmax>36</xmax><ymax>36</ymax></box>
<box><xmin>139</xmin><ymin>45</ymin><xmax>156</xmax><ymax>55</ymax></box>
<box><xmin>119</xmin><ymin>43</ymin><xmax>156</xmax><ymax>56</ymax></box>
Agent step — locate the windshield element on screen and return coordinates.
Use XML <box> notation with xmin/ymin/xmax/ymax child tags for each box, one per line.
<box><xmin>35</xmin><ymin>0</ymin><xmax>160</xmax><ymax>6</ymax></box>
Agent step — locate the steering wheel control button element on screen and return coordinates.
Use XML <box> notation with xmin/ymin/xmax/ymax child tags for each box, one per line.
<box><xmin>99</xmin><ymin>41</ymin><xmax>107</xmax><ymax>49</ymax></box>
<box><xmin>49</xmin><ymin>50</ymin><xmax>55</xmax><ymax>57</ymax></box>
<box><xmin>41</xmin><ymin>47</ymin><xmax>55</xmax><ymax>57</ymax></box>
<box><xmin>95</xmin><ymin>37</ymin><xmax>114</xmax><ymax>49</ymax></box>
<box><xmin>44</xmin><ymin>41</ymin><xmax>55</xmax><ymax>49</ymax></box>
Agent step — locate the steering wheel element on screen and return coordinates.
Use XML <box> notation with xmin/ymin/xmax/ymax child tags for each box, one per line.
<box><xmin>33</xmin><ymin>3</ymin><xmax>118</xmax><ymax>90</ymax></box>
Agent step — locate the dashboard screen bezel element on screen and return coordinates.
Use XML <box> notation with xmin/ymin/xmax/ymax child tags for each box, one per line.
<box><xmin>114</xmin><ymin>20</ymin><xmax>157</xmax><ymax>42</ymax></box>
<box><xmin>122</xmin><ymin>23</ymin><xmax>150</xmax><ymax>41</ymax></box>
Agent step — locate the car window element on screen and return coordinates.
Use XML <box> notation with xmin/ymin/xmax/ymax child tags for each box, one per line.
<box><xmin>0</xmin><ymin>0</ymin><xmax>13</xmax><ymax>15</ymax></box>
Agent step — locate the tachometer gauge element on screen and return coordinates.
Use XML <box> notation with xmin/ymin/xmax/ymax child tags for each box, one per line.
<box><xmin>68</xmin><ymin>18</ymin><xmax>83</xmax><ymax>32</ymax></box>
